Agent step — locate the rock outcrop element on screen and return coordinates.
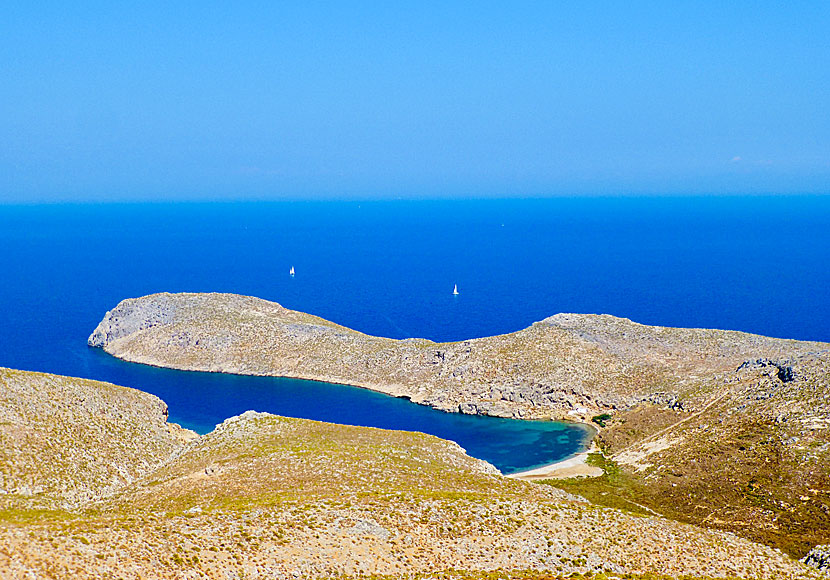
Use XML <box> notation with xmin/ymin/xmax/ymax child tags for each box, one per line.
<box><xmin>803</xmin><ymin>545</ymin><xmax>830</xmax><ymax>574</ymax></box>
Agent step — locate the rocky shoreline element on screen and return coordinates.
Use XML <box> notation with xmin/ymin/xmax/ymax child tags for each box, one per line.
<box><xmin>87</xmin><ymin>292</ymin><xmax>824</xmax><ymax>422</ymax></box>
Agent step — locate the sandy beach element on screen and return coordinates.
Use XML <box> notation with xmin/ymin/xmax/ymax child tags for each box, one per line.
<box><xmin>507</xmin><ymin>443</ymin><xmax>604</xmax><ymax>481</ymax></box>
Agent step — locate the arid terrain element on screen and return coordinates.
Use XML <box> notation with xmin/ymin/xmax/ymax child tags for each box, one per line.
<box><xmin>0</xmin><ymin>366</ymin><xmax>824</xmax><ymax>579</ymax></box>
<box><xmin>88</xmin><ymin>292</ymin><xmax>830</xmax><ymax>559</ymax></box>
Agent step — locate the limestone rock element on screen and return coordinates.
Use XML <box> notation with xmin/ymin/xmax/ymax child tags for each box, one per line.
<box><xmin>803</xmin><ymin>545</ymin><xmax>830</xmax><ymax>573</ymax></box>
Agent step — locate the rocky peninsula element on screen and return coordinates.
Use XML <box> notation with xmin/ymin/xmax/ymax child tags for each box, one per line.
<box><xmin>0</xmin><ymin>366</ymin><xmax>824</xmax><ymax>579</ymax></box>
<box><xmin>88</xmin><ymin>292</ymin><xmax>830</xmax><ymax>559</ymax></box>
<box><xmin>88</xmin><ymin>293</ymin><xmax>826</xmax><ymax>420</ymax></box>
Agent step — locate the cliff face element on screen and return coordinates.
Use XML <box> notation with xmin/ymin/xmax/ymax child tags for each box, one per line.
<box><xmin>88</xmin><ymin>292</ymin><xmax>830</xmax><ymax>558</ymax></box>
<box><xmin>0</xmin><ymin>367</ymin><xmax>820</xmax><ymax>579</ymax></box>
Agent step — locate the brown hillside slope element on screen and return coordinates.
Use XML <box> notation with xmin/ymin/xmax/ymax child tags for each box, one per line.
<box><xmin>88</xmin><ymin>292</ymin><xmax>826</xmax><ymax>420</ymax></box>
<box><xmin>0</xmin><ymin>368</ymin><xmax>821</xmax><ymax>578</ymax></box>
<box><xmin>0</xmin><ymin>367</ymin><xmax>195</xmax><ymax>515</ymax></box>
<box><xmin>560</xmin><ymin>350</ymin><xmax>830</xmax><ymax>557</ymax></box>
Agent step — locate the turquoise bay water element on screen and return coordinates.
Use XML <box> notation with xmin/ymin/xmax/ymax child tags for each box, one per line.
<box><xmin>87</xmin><ymin>349</ymin><xmax>592</xmax><ymax>474</ymax></box>
<box><xmin>1</xmin><ymin>197</ymin><xmax>828</xmax><ymax>472</ymax></box>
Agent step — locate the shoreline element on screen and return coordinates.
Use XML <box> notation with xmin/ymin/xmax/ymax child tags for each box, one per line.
<box><xmin>91</xmin><ymin>343</ymin><xmax>602</xmax><ymax>427</ymax></box>
<box><xmin>88</xmin><ymin>293</ymin><xmax>635</xmax><ymax>424</ymax></box>
<box><xmin>86</xmin><ymin>352</ymin><xmax>600</xmax><ymax>471</ymax></box>
<box><xmin>507</xmin><ymin>441</ymin><xmax>603</xmax><ymax>480</ymax></box>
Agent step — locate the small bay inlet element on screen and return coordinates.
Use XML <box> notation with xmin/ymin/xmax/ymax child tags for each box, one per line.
<box><xmin>87</xmin><ymin>348</ymin><xmax>594</xmax><ymax>474</ymax></box>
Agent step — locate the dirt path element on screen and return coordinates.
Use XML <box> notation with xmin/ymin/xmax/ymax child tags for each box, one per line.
<box><xmin>613</xmin><ymin>387</ymin><xmax>731</xmax><ymax>459</ymax></box>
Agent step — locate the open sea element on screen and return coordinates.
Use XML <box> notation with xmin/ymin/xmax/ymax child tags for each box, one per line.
<box><xmin>1</xmin><ymin>196</ymin><xmax>829</xmax><ymax>473</ymax></box>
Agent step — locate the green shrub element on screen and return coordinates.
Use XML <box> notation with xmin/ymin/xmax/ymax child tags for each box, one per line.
<box><xmin>591</xmin><ymin>414</ymin><xmax>612</xmax><ymax>427</ymax></box>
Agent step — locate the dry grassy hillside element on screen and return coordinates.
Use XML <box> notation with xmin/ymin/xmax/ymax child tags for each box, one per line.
<box><xmin>0</xmin><ymin>367</ymin><xmax>195</xmax><ymax>515</ymax></box>
<box><xmin>550</xmin><ymin>350</ymin><xmax>830</xmax><ymax>557</ymax></box>
<box><xmin>0</xmin><ymin>367</ymin><xmax>820</xmax><ymax>579</ymax></box>
<box><xmin>89</xmin><ymin>293</ymin><xmax>827</xmax><ymax>420</ymax></box>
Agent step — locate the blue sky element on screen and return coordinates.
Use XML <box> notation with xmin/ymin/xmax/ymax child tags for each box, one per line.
<box><xmin>2</xmin><ymin>2</ymin><xmax>829</xmax><ymax>201</ymax></box>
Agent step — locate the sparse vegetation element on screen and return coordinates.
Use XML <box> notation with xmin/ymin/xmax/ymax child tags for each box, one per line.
<box><xmin>1</xmin><ymin>368</ymin><xmax>820</xmax><ymax>579</ymax></box>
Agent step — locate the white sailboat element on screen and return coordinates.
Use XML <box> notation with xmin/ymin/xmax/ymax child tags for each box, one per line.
<box><xmin>453</xmin><ymin>284</ymin><xmax>459</xmax><ymax>295</ymax></box>
<box><xmin>289</xmin><ymin>266</ymin><xmax>295</xmax><ymax>276</ymax></box>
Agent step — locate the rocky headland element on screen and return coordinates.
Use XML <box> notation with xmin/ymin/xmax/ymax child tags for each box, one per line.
<box><xmin>0</xmin><ymin>366</ymin><xmax>823</xmax><ymax>579</ymax></box>
<box><xmin>88</xmin><ymin>292</ymin><xmax>830</xmax><ymax>557</ymax></box>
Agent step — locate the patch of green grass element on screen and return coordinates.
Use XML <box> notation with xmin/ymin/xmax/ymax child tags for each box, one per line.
<box><xmin>591</xmin><ymin>414</ymin><xmax>612</xmax><ymax>428</ymax></box>
<box><xmin>0</xmin><ymin>507</ymin><xmax>73</xmax><ymax>524</ymax></box>
<box><xmin>537</xmin><ymin>454</ymin><xmax>653</xmax><ymax>517</ymax></box>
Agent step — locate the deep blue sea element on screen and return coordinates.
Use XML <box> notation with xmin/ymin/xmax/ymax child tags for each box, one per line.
<box><xmin>1</xmin><ymin>196</ymin><xmax>829</xmax><ymax>473</ymax></box>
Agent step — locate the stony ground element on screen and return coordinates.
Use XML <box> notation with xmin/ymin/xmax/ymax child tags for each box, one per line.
<box><xmin>548</xmin><ymin>349</ymin><xmax>830</xmax><ymax>557</ymax></box>
<box><xmin>88</xmin><ymin>292</ymin><xmax>830</xmax><ymax>558</ymax></box>
<box><xmin>0</xmin><ymin>368</ymin><xmax>821</xmax><ymax>579</ymax></box>
<box><xmin>0</xmin><ymin>367</ymin><xmax>196</xmax><ymax>514</ymax></box>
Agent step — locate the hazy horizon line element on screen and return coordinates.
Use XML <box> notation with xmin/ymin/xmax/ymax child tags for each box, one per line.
<box><xmin>3</xmin><ymin>190</ymin><xmax>830</xmax><ymax>207</ymax></box>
